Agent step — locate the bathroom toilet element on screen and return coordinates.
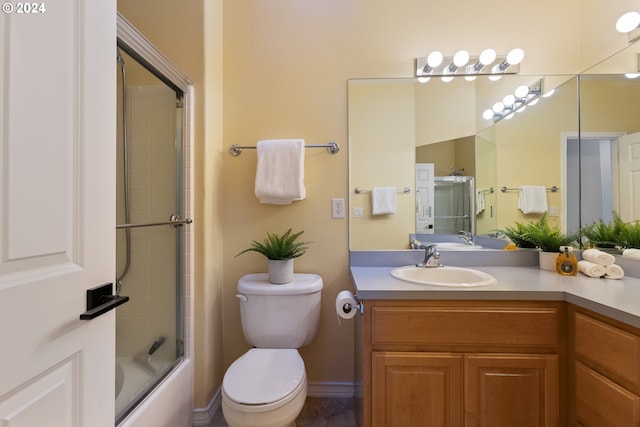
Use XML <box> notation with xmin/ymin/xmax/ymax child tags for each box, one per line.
<box><xmin>221</xmin><ymin>273</ymin><xmax>323</xmax><ymax>427</ymax></box>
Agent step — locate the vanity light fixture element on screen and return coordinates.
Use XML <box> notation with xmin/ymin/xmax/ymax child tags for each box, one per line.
<box><xmin>483</xmin><ymin>78</ymin><xmax>543</xmax><ymax>122</ymax></box>
<box><xmin>617</xmin><ymin>11</ymin><xmax>640</xmax><ymax>33</ymax></box>
<box><xmin>415</xmin><ymin>48</ymin><xmax>523</xmax><ymax>79</ymax></box>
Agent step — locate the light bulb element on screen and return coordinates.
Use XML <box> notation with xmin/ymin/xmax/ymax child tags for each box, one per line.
<box><xmin>506</xmin><ymin>48</ymin><xmax>525</xmax><ymax>65</ymax></box>
<box><xmin>465</xmin><ymin>75</ymin><xmax>477</xmax><ymax>81</ymax></box>
<box><xmin>482</xmin><ymin>109</ymin><xmax>494</xmax><ymax>120</ymax></box>
<box><xmin>616</xmin><ymin>11</ymin><xmax>640</xmax><ymax>33</ymax></box>
<box><xmin>453</xmin><ymin>50</ymin><xmax>470</xmax><ymax>67</ymax></box>
<box><xmin>418</xmin><ymin>76</ymin><xmax>430</xmax><ymax>83</ymax></box>
<box><xmin>479</xmin><ymin>49</ymin><xmax>497</xmax><ymax>65</ymax></box>
<box><xmin>625</xmin><ymin>73</ymin><xmax>640</xmax><ymax>79</ymax></box>
<box><xmin>515</xmin><ymin>85</ymin><xmax>530</xmax><ymax>98</ymax></box>
<box><xmin>542</xmin><ymin>89</ymin><xmax>555</xmax><ymax>98</ymax></box>
<box><xmin>492</xmin><ymin>102</ymin><xmax>505</xmax><ymax>113</ymax></box>
<box><xmin>427</xmin><ymin>51</ymin><xmax>444</xmax><ymax>68</ymax></box>
<box><xmin>441</xmin><ymin>75</ymin><xmax>454</xmax><ymax>83</ymax></box>
<box><xmin>488</xmin><ymin>75</ymin><xmax>502</xmax><ymax>81</ymax></box>
<box><xmin>503</xmin><ymin>94</ymin><xmax>516</xmax><ymax>106</ymax></box>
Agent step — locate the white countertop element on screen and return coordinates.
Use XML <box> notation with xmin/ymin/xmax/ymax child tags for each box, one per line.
<box><xmin>350</xmin><ymin>265</ymin><xmax>640</xmax><ymax>328</ymax></box>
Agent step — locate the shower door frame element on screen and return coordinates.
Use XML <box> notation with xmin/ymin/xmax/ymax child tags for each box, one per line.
<box><xmin>116</xmin><ymin>12</ymin><xmax>194</xmax><ymax>425</ymax></box>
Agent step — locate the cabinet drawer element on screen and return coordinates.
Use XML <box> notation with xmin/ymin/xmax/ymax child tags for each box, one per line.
<box><xmin>575</xmin><ymin>361</ymin><xmax>640</xmax><ymax>427</ymax></box>
<box><xmin>575</xmin><ymin>312</ymin><xmax>640</xmax><ymax>387</ymax></box>
<box><xmin>371</xmin><ymin>303</ymin><xmax>560</xmax><ymax>349</ymax></box>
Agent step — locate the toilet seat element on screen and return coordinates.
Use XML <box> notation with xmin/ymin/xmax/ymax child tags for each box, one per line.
<box><xmin>222</xmin><ymin>348</ymin><xmax>306</xmax><ymax>408</ymax></box>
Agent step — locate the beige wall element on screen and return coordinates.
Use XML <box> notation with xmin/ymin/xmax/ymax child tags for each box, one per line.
<box><xmin>121</xmin><ymin>0</ymin><xmax>634</xmax><ymax>411</ymax></box>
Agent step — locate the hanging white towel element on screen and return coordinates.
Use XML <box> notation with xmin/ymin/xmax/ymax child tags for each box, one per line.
<box><xmin>518</xmin><ymin>185</ymin><xmax>548</xmax><ymax>214</ymax></box>
<box><xmin>254</xmin><ymin>139</ymin><xmax>306</xmax><ymax>205</ymax></box>
<box><xmin>476</xmin><ymin>189</ymin><xmax>485</xmax><ymax>214</ymax></box>
<box><xmin>371</xmin><ymin>187</ymin><xmax>397</xmax><ymax>215</ymax></box>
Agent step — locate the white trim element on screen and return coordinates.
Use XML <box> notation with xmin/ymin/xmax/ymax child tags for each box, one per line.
<box><xmin>191</xmin><ymin>382</ymin><xmax>355</xmax><ymax>426</ymax></box>
<box><xmin>117</xmin><ymin>13</ymin><xmax>192</xmax><ymax>92</ymax></box>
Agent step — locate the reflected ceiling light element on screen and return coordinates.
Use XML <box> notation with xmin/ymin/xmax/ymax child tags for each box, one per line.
<box><xmin>418</xmin><ymin>76</ymin><xmax>431</xmax><ymax>83</ymax></box>
<box><xmin>484</xmin><ymin>78</ymin><xmax>543</xmax><ymax>122</ymax></box>
<box><xmin>617</xmin><ymin>11</ymin><xmax>640</xmax><ymax>33</ymax></box>
<box><xmin>503</xmin><ymin>94</ymin><xmax>516</xmax><ymax>106</ymax></box>
<box><xmin>441</xmin><ymin>75</ymin><xmax>455</xmax><ymax>82</ymax></box>
<box><xmin>415</xmin><ymin>48</ymin><xmax>523</xmax><ymax>79</ymax></box>
<box><xmin>542</xmin><ymin>88</ymin><xmax>555</xmax><ymax>98</ymax></box>
<box><xmin>625</xmin><ymin>73</ymin><xmax>640</xmax><ymax>79</ymax></box>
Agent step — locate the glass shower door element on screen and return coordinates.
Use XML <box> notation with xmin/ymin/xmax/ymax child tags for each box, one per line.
<box><xmin>115</xmin><ymin>46</ymin><xmax>187</xmax><ymax>423</ymax></box>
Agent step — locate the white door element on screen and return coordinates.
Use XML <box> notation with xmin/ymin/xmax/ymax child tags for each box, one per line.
<box><xmin>415</xmin><ymin>163</ymin><xmax>435</xmax><ymax>234</ymax></box>
<box><xmin>618</xmin><ymin>132</ymin><xmax>640</xmax><ymax>222</ymax></box>
<box><xmin>0</xmin><ymin>2</ymin><xmax>116</xmax><ymax>426</ymax></box>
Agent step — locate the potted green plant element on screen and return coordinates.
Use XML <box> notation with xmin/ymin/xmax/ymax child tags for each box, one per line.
<box><xmin>236</xmin><ymin>228</ymin><xmax>310</xmax><ymax>284</ymax></box>
<box><xmin>503</xmin><ymin>214</ymin><xmax>578</xmax><ymax>270</ymax></box>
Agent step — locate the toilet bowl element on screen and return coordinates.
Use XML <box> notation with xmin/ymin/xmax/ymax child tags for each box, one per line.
<box><xmin>221</xmin><ymin>274</ymin><xmax>322</xmax><ymax>427</ymax></box>
<box><xmin>222</xmin><ymin>349</ymin><xmax>307</xmax><ymax>427</ymax></box>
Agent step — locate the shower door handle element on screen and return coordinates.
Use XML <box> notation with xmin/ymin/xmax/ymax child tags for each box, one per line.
<box><xmin>79</xmin><ymin>283</ymin><xmax>129</xmax><ymax>320</ymax></box>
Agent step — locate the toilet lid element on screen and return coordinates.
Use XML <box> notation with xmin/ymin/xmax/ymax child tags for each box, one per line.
<box><xmin>223</xmin><ymin>348</ymin><xmax>305</xmax><ymax>405</ymax></box>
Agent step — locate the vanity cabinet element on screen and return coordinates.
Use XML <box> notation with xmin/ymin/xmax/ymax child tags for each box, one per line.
<box><xmin>361</xmin><ymin>300</ymin><xmax>565</xmax><ymax>427</ymax></box>
<box><xmin>569</xmin><ymin>305</ymin><xmax>640</xmax><ymax>427</ymax></box>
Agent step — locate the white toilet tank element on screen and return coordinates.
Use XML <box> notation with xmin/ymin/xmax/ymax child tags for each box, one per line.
<box><xmin>237</xmin><ymin>273</ymin><xmax>323</xmax><ymax>348</ymax></box>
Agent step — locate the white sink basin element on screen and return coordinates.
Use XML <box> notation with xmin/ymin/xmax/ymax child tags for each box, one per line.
<box><xmin>435</xmin><ymin>242</ymin><xmax>483</xmax><ymax>250</ymax></box>
<box><xmin>390</xmin><ymin>266</ymin><xmax>496</xmax><ymax>287</ymax></box>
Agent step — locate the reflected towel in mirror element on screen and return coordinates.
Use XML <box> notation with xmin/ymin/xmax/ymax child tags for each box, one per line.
<box><xmin>518</xmin><ymin>185</ymin><xmax>548</xmax><ymax>214</ymax></box>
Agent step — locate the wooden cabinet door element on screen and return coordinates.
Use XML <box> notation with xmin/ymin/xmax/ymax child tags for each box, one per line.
<box><xmin>465</xmin><ymin>353</ymin><xmax>559</xmax><ymax>427</ymax></box>
<box><xmin>372</xmin><ymin>352</ymin><xmax>464</xmax><ymax>427</ymax></box>
<box><xmin>575</xmin><ymin>361</ymin><xmax>640</xmax><ymax>427</ymax></box>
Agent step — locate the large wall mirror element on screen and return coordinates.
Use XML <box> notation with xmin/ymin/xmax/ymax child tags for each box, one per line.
<box><xmin>349</xmin><ymin>41</ymin><xmax>640</xmax><ymax>251</ymax></box>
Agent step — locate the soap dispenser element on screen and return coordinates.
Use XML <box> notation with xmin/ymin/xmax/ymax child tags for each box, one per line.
<box><xmin>556</xmin><ymin>246</ymin><xmax>577</xmax><ymax>276</ymax></box>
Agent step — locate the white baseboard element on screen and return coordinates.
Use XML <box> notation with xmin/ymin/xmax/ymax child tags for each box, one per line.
<box><xmin>191</xmin><ymin>388</ymin><xmax>221</xmax><ymax>427</ymax></box>
<box><xmin>191</xmin><ymin>382</ymin><xmax>354</xmax><ymax>426</ymax></box>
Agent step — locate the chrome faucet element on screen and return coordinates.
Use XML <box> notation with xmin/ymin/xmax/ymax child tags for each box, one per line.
<box><xmin>410</xmin><ymin>239</ymin><xmax>442</xmax><ymax>268</ymax></box>
<box><xmin>458</xmin><ymin>230</ymin><xmax>475</xmax><ymax>245</ymax></box>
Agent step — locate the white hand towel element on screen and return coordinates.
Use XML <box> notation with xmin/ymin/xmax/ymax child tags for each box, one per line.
<box><xmin>518</xmin><ymin>185</ymin><xmax>548</xmax><ymax>214</ymax></box>
<box><xmin>622</xmin><ymin>248</ymin><xmax>640</xmax><ymax>260</ymax></box>
<box><xmin>582</xmin><ymin>248</ymin><xmax>616</xmax><ymax>266</ymax></box>
<box><xmin>254</xmin><ymin>139</ymin><xmax>306</xmax><ymax>205</ymax></box>
<box><xmin>605</xmin><ymin>264</ymin><xmax>625</xmax><ymax>280</ymax></box>
<box><xmin>476</xmin><ymin>189</ymin><xmax>485</xmax><ymax>214</ymax></box>
<box><xmin>578</xmin><ymin>260</ymin><xmax>606</xmax><ymax>278</ymax></box>
<box><xmin>371</xmin><ymin>187</ymin><xmax>396</xmax><ymax>215</ymax></box>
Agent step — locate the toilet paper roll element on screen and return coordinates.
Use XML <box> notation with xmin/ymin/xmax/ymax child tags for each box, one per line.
<box><xmin>336</xmin><ymin>290</ymin><xmax>358</xmax><ymax>321</ymax></box>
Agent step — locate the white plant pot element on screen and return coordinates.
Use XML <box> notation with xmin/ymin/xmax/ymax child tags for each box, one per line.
<box><xmin>268</xmin><ymin>259</ymin><xmax>294</xmax><ymax>284</ymax></box>
<box><xmin>538</xmin><ymin>251</ymin><xmax>558</xmax><ymax>271</ymax></box>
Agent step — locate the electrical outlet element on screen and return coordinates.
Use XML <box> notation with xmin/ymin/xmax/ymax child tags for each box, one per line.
<box><xmin>332</xmin><ymin>198</ymin><xmax>345</xmax><ymax>219</ymax></box>
<box><xmin>549</xmin><ymin>205</ymin><xmax>559</xmax><ymax>217</ymax></box>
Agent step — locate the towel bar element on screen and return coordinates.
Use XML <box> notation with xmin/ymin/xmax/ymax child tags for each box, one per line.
<box><xmin>354</xmin><ymin>187</ymin><xmax>411</xmax><ymax>194</ymax></box>
<box><xmin>229</xmin><ymin>141</ymin><xmax>340</xmax><ymax>156</ymax></box>
<box><xmin>501</xmin><ymin>185</ymin><xmax>559</xmax><ymax>193</ymax></box>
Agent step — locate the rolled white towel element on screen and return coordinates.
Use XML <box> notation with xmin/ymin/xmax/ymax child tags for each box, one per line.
<box><xmin>578</xmin><ymin>260</ymin><xmax>606</xmax><ymax>278</ymax></box>
<box><xmin>605</xmin><ymin>264</ymin><xmax>625</xmax><ymax>280</ymax></box>
<box><xmin>582</xmin><ymin>248</ymin><xmax>616</xmax><ymax>267</ymax></box>
<box><xmin>622</xmin><ymin>248</ymin><xmax>640</xmax><ymax>260</ymax></box>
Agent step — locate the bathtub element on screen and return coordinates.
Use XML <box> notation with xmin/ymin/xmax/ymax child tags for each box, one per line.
<box><xmin>116</xmin><ymin>356</ymin><xmax>192</xmax><ymax>426</ymax></box>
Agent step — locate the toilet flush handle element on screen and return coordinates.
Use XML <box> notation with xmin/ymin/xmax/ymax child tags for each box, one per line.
<box><xmin>236</xmin><ymin>294</ymin><xmax>248</xmax><ymax>303</ymax></box>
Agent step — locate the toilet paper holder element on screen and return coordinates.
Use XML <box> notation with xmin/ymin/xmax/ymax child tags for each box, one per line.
<box><xmin>342</xmin><ymin>299</ymin><xmax>363</xmax><ymax>315</ymax></box>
